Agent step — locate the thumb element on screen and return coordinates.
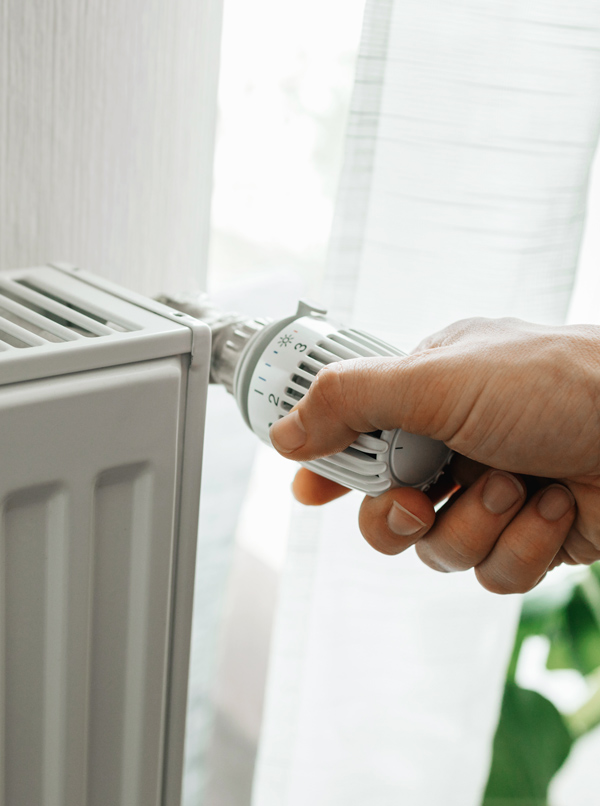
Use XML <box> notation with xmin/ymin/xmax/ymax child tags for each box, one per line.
<box><xmin>269</xmin><ymin>354</ymin><xmax>453</xmax><ymax>462</ymax></box>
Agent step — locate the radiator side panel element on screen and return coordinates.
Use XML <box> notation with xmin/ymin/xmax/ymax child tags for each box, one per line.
<box><xmin>0</xmin><ymin>358</ymin><xmax>185</xmax><ymax>806</ymax></box>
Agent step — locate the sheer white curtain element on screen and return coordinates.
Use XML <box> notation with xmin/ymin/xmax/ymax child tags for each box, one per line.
<box><xmin>253</xmin><ymin>2</ymin><xmax>600</xmax><ymax>805</ymax></box>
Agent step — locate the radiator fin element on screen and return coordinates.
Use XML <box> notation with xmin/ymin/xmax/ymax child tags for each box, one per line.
<box><xmin>1</xmin><ymin>483</ymin><xmax>68</xmax><ymax>806</ymax></box>
<box><xmin>88</xmin><ymin>464</ymin><xmax>156</xmax><ymax>806</ymax></box>
<box><xmin>0</xmin><ymin>274</ymin><xmax>140</xmax><ymax>346</ymax></box>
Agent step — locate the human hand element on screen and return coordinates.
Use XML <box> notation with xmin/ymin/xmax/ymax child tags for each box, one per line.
<box><xmin>269</xmin><ymin>317</ymin><xmax>600</xmax><ymax>594</ymax></box>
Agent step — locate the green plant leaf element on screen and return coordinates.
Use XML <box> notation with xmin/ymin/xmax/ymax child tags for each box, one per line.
<box><xmin>482</xmin><ymin>683</ymin><xmax>573</xmax><ymax>806</ymax></box>
<box><xmin>543</xmin><ymin>583</ymin><xmax>600</xmax><ymax>676</ymax></box>
<box><xmin>564</xmin><ymin>589</ymin><xmax>600</xmax><ymax>675</ymax></box>
<box><xmin>505</xmin><ymin>579</ymin><xmax>576</xmax><ymax>681</ymax></box>
<box><xmin>545</xmin><ymin>611</ymin><xmax>577</xmax><ymax>672</ymax></box>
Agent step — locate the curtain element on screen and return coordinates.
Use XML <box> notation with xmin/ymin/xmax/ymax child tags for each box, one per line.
<box><xmin>253</xmin><ymin>2</ymin><xmax>600</xmax><ymax>805</ymax></box>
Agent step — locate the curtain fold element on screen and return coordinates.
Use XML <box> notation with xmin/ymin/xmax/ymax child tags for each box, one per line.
<box><xmin>254</xmin><ymin>1</ymin><xmax>600</xmax><ymax>804</ymax></box>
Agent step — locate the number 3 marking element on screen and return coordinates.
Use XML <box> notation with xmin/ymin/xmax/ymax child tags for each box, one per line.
<box><xmin>294</xmin><ymin>343</ymin><xmax>307</xmax><ymax>352</ymax></box>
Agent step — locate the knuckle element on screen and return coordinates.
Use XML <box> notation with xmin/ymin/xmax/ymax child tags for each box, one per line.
<box><xmin>475</xmin><ymin>565</ymin><xmax>534</xmax><ymax>596</ymax></box>
<box><xmin>475</xmin><ymin>563</ymin><xmax>545</xmax><ymax>596</ymax></box>
<box><xmin>474</xmin><ymin>566</ymin><xmax>512</xmax><ymax>595</ymax></box>
<box><xmin>563</xmin><ymin>529</ymin><xmax>600</xmax><ymax>565</ymax></box>
<box><xmin>497</xmin><ymin>316</ymin><xmax>525</xmax><ymax>330</ymax></box>
<box><xmin>310</xmin><ymin>362</ymin><xmax>346</xmax><ymax>415</ymax></box>
<box><xmin>504</xmin><ymin>536</ymin><xmax>545</xmax><ymax>570</ymax></box>
<box><xmin>564</xmin><ymin>549</ymin><xmax>595</xmax><ymax>566</ymax></box>
<box><xmin>438</xmin><ymin>521</ymin><xmax>484</xmax><ymax>569</ymax></box>
<box><xmin>513</xmin><ymin>577</ymin><xmax>542</xmax><ymax>595</ymax></box>
<box><xmin>440</xmin><ymin>317</ymin><xmax>492</xmax><ymax>343</ymax></box>
<box><xmin>423</xmin><ymin>515</ymin><xmax>489</xmax><ymax>572</ymax></box>
<box><xmin>581</xmin><ymin>524</ymin><xmax>600</xmax><ymax>552</ymax></box>
<box><xmin>415</xmin><ymin>541</ymin><xmax>451</xmax><ymax>573</ymax></box>
<box><xmin>418</xmin><ymin>315</ymin><xmax>525</xmax><ymax>356</ymax></box>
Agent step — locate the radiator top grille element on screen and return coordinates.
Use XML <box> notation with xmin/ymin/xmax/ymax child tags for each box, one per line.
<box><xmin>0</xmin><ymin>265</ymin><xmax>199</xmax><ymax>386</ymax></box>
<box><xmin>0</xmin><ymin>274</ymin><xmax>139</xmax><ymax>351</ymax></box>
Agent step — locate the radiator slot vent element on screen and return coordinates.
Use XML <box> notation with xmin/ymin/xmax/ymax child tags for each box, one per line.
<box><xmin>16</xmin><ymin>280</ymin><xmax>131</xmax><ymax>333</ymax></box>
<box><xmin>0</xmin><ymin>304</ymin><xmax>63</xmax><ymax>343</ymax></box>
<box><xmin>0</xmin><ymin>274</ymin><xmax>142</xmax><ymax>348</ymax></box>
<box><xmin>0</xmin><ymin>285</ymin><xmax>98</xmax><ymax>339</ymax></box>
<box><xmin>0</xmin><ymin>328</ymin><xmax>31</xmax><ymax>349</ymax></box>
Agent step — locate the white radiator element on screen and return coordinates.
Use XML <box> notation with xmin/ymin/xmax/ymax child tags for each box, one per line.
<box><xmin>0</xmin><ymin>264</ymin><xmax>210</xmax><ymax>806</ymax></box>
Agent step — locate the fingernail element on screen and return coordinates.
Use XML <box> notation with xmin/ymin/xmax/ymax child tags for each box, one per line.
<box><xmin>482</xmin><ymin>471</ymin><xmax>524</xmax><ymax>515</ymax></box>
<box><xmin>387</xmin><ymin>501</ymin><xmax>427</xmax><ymax>536</ymax></box>
<box><xmin>269</xmin><ymin>410</ymin><xmax>306</xmax><ymax>454</ymax></box>
<box><xmin>538</xmin><ymin>485</ymin><xmax>575</xmax><ymax>522</ymax></box>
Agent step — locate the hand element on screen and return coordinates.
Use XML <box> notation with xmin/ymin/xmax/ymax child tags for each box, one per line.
<box><xmin>269</xmin><ymin>317</ymin><xmax>600</xmax><ymax>594</ymax></box>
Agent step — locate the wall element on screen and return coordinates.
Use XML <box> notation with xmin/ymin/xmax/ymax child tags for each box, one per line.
<box><xmin>0</xmin><ymin>0</ymin><xmax>223</xmax><ymax>296</ymax></box>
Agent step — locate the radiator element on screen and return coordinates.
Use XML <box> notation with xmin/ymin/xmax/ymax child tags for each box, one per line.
<box><xmin>0</xmin><ymin>264</ymin><xmax>210</xmax><ymax>806</ymax></box>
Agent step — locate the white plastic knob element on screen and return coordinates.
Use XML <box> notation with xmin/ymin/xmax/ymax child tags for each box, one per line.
<box><xmin>233</xmin><ymin>301</ymin><xmax>452</xmax><ymax>494</ymax></box>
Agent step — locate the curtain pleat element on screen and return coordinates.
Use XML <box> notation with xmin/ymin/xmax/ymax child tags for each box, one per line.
<box><xmin>254</xmin><ymin>1</ymin><xmax>600</xmax><ymax>805</ymax></box>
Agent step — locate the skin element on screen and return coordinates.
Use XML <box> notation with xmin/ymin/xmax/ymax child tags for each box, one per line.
<box><xmin>268</xmin><ymin>317</ymin><xmax>600</xmax><ymax>595</ymax></box>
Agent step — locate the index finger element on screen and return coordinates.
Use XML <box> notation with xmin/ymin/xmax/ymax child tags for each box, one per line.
<box><xmin>292</xmin><ymin>467</ymin><xmax>351</xmax><ymax>505</ymax></box>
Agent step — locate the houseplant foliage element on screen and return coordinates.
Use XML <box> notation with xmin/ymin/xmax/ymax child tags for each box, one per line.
<box><xmin>483</xmin><ymin>564</ymin><xmax>600</xmax><ymax>805</ymax></box>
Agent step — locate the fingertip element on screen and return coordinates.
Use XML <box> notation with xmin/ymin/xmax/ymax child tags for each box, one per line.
<box><xmin>473</xmin><ymin>484</ymin><xmax>577</xmax><ymax>595</ymax></box>
<box><xmin>291</xmin><ymin>467</ymin><xmax>351</xmax><ymax>506</ymax></box>
<box><xmin>359</xmin><ymin>487</ymin><xmax>435</xmax><ymax>556</ymax></box>
<box><xmin>536</xmin><ymin>484</ymin><xmax>576</xmax><ymax>523</ymax></box>
<box><xmin>387</xmin><ymin>501</ymin><xmax>427</xmax><ymax>536</ymax></box>
<box><xmin>269</xmin><ymin>410</ymin><xmax>306</xmax><ymax>455</ymax></box>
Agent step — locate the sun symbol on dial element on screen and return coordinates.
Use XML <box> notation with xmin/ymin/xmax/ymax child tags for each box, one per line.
<box><xmin>278</xmin><ymin>333</ymin><xmax>294</xmax><ymax>348</ymax></box>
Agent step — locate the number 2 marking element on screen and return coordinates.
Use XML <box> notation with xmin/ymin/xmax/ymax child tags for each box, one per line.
<box><xmin>268</xmin><ymin>393</ymin><xmax>280</xmax><ymax>406</ymax></box>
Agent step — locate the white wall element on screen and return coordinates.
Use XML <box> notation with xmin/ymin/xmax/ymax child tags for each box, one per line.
<box><xmin>0</xmin><ymin>0</ymin><xmax>223</xmax><ymax>297</ymax></box>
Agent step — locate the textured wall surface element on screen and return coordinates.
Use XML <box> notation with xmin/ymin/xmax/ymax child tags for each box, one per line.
<box><xmin>0</xmin><ymin>0</ymin><xmax>222</xmax><ymax>296</ymax></box>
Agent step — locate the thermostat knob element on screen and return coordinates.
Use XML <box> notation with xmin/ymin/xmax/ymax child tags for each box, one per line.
<box><xmin>232</xmin><ymin>300</ymin><xmax>452</xmax><ymax>494</ymax></box>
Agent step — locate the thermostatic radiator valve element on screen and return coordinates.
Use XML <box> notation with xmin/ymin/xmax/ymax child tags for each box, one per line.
<box><xmin>157</xmin><ymin>295</ymin><xmax>452</xmax><ymax>495</ymax></box>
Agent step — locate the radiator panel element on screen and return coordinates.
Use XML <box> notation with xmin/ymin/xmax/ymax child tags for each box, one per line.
<box><xmin>3</xmin><ymin>484</ymin><xmax>68</xmax><ymax>806</ymax></box>
<box><xmin>89</xmin><ymin>463</ymin><xmax>157</xmax><ymax>806</ymax></box>
<box><xmin>0</xmin><ymin>358</ymin><xmax>185</xmax><ymax>806</ymax></box>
